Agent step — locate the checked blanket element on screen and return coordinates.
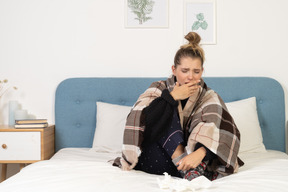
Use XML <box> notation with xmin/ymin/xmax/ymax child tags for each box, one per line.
<box><xmin>119</xmin><ymin>76</ymin><xmax>243</xmax><ymax>175</ymax></box>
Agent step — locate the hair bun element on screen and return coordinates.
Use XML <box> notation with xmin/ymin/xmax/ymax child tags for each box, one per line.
<box><xmin>175</xmin><ymin>31</ymin><xmax>205</xmax><ymax>66</ymax></box>
<box><xmin>184</xmin><ymin>32</ymin><xmax>201</xmax><ymax>47</ymax></box>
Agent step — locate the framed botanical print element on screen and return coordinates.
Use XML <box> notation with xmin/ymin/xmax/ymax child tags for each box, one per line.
<box><xmin>184</xmin><ymin>0</ymin><xmax>216</xmax><ymax>44</ymax></box>
<box><xmin>125</xmin><ymin>0</ymin><xmax>169</xmax><ymax>28</ymax></box>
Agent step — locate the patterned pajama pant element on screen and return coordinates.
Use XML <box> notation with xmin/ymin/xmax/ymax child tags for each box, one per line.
<box><xmin>134</xmin><ymin>109</ymin><xmax>218</xmax><ymax>180</ymax></box>
<box><xmin>134</xmin><ymin>110</ymin><xmax>185</xmax><ymax>178</ymax></box>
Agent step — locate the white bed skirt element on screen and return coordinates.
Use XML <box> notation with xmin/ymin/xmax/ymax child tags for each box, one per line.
<box><xmin>1</xmin><ymin>148</ymin><xmax>288</xmax><ymax>192</ymax></box>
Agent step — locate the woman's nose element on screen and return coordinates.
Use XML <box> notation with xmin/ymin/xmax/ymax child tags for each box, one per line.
<box><xmin>188</xmin><ymin>72</ymin><xmax>193</xmax><ymax>79</ymax></box>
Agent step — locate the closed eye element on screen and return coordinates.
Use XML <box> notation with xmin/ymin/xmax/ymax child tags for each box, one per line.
<box><xmin>181</xmin><ymin>68</ymin><xmax>189</xmax><ymax>73</ymax></box>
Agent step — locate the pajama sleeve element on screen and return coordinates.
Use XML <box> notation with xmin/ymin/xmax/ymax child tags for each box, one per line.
<box><xmin>141</xmin><ymin>89</ymin><xmax>179</xmax><ymax>146</ymax></box>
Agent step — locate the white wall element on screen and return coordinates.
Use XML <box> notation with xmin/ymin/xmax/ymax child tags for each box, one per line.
<box><xmin>1</xmin><ymin>0</ymin><xmax>288</xmax><ymax>179</ymax></box>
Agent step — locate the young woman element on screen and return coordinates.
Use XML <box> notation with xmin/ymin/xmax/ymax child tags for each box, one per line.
<box><xmin>118</xmin><ymin>32</ymin><xmax>243</xmax><ymax>181</ymax></box>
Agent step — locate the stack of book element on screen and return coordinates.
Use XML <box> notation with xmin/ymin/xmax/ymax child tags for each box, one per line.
<box><xmin>14</xmin><ymin>119</ymin><xmax>48</xmax><ymax>129</ymax></box>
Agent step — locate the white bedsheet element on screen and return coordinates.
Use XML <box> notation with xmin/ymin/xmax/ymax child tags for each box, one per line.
<box><xmin>1</xmin><ymin>148</ymin><xmax>288</xmax><ymax>192</ymax></box>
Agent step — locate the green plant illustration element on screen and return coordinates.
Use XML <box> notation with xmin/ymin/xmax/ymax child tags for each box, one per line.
<box><xmin>128</xmin><ymin>0</ymin><xmax>155</xmax><ymax>25</ymax></box>
<box><xmin>192</xmin><ymin>13</ymin><xmax>208</xmax><ymax>31</ymax></box>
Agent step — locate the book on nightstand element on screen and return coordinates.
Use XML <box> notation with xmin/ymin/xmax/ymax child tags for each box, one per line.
<box><xmin>14</xmin><ymin>123</ymin><xmax>48</xmax><ymax>128</ymax></box>
<box><xmin>15</xmin><ymin>119</ymin><xmax>47</xmax><ymax>124</ymax></box>
<box><xmin>14</xmin><ymin>119</ymin><xmax>48</xmax><ymax>129</ymax></box>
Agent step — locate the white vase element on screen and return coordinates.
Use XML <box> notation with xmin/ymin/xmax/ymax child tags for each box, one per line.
<box><xmin>14</xmin><ymin>109</ymin><xmax>28</xmax><ymax>120</ymax></box>
<box><xmin>9</xmin><ymin>100</ymin><xmax>20</xmax><ymax>126</ymax></box>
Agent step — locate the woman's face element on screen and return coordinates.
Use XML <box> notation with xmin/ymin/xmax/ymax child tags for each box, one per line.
<box><xmin>172</xmin><ymin>57</ymin><xmax>203</xmax><ymax>86</ymax></box>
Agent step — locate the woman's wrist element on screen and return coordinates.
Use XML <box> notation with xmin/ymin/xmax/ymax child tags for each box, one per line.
<box><xmin>170</xmin><ymin>91</ymin><xmax>178</xmax><ymax>101</ymax></box>
<box><xmin>197</xmin><ymin>146</ymin><xmax>207</xmax><ymax>158</ymax></box>
<box><xmin>170</xmin><ymin>91</ymin><xmax>176</xmax><ymax>100</ymax></box>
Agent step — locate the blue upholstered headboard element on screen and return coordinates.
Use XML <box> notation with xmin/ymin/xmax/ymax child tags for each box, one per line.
<box><xmin>55</xmin><ymin>77</ymin><xmax>286</xmax><ymax>152</ymax></box>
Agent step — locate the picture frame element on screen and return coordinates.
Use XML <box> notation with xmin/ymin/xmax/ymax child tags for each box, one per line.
<box><xmin>184</xmin><ymin>0</ymin><xmax>216</xmax><ymax>44</ymax></box>
<box><xmin>125</xmin><ymin>0</ymin><xmax>169</xmax><ymax>28</ymax></box>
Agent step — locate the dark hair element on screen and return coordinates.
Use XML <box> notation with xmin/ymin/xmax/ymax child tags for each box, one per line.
<box><xmin>174</xmin><ymin>32</ymin><xmax>205</xmax><ymax>67</ymax></box>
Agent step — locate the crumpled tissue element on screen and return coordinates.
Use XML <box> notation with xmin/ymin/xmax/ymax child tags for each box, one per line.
<box><xmin>157</xmin><ymin>172</ymin><xmax>212</xmax><ymax>192</ymax></box>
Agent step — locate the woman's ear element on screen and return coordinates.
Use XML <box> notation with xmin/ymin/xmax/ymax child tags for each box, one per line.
<box><xmin>172</xmin><ymin>65</ymin><xmax>176</xmax><ymax>75</ymax></box>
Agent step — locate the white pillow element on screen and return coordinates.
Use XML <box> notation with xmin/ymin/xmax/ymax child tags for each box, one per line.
<box><xmin>91</xmin><ymin>98</ymin><xmax>265</xmax><ymax>154</ymax></box>
<box><xmin>91</xmin><ymin>102</ymin><xmax>132</xmax><ymax>153</ymax></box>
<box><xmin>225</xmin><ymin>97</ymin><xmax>266</xmax><ymax>153</ymax></box>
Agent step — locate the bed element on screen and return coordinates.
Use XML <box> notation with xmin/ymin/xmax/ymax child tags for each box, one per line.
<box><xmin>0</xmin><ymin>77</ymin><xmax>287</xmax><ymax>192</ymax></box>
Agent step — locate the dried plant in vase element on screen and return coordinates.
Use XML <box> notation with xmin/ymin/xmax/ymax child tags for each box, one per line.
<box><xmin>0</xmin><ymin>79</ymin><xmax>17</xmax><ymax>98</ymax></box>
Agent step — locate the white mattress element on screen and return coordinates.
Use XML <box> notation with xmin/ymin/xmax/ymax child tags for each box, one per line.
<box><xmin>1</xmin><ymin>148</ymin><xmax>288</xmax><ymax>192</ymax></box>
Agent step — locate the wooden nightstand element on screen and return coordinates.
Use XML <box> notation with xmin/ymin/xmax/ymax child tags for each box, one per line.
<box><xmin>0</xmin><ymin>125</ymin><xmax>55</xmax><ymax>182</ymax></box>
